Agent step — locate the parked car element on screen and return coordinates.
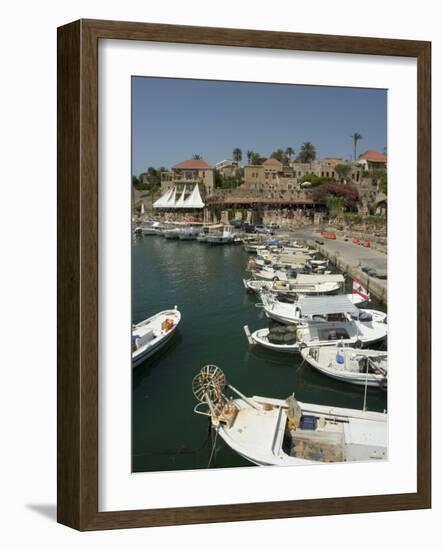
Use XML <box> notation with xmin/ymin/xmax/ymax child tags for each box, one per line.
<box><xmin>255</xmin><ymin>224</ymin><xmax>275</xmax><ymax>235</ymax></box>
<box><xmin>267</xmin><ymin>222</ymin><xmax>280</xmax><ymax>230</ymax></box>
<box><xmin>230</xmin><ymin>219</ymin><xmax>243</xmax><ymax>229</ymax></box>
<box><xmin>243</xmin><ymin>223</ymin><xmax>256</xmax><ymax>233</ymax></box>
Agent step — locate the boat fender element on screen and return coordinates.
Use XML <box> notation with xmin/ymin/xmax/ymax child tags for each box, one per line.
<box><xmin>354</xmin><ymin>339</ymin><xmax>363</xmax><ymax>349</ymax></box>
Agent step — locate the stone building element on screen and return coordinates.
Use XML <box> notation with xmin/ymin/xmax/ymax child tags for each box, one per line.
<box><xmin>290</xmin><ymin>158</ymin><xmax>363</xmax><ymax>183</ymax></box>
<box><xmin>244</xmin><ymin>156</ymin><xmax>363</xmax><ymax>191</ymax></box>
<box><xmin>160</xmin><ymin>159</ymin><xmax>214</xmax><ymax>198</ymax></box>
<box><xmin>357</xmin><ymin>150</ymin><xmax>387</xmax><ymax>171</ymax></box>
<box><xmin>215</xmin><ymin>159</ymin><xmax>241</xmax><ymax>179</ymax></box>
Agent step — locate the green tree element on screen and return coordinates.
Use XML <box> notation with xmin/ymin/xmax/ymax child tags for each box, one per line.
<box><xmin>132</xmin><ymin>175</ymin><xmax>140</xmax><ymax>187</ymax></box>
<box><xmin>250</xmin><ymin>152</ymin><xmax>265</xmax><ymax>165</ymax></box>
<box><xmin>334</xmin><ymin>163</ymin><xmax>352</xmax><ymax>182</ymax></box>
<box><xmin>325</xmin><ymin>195</ymin><xmax>345</xmax><ymax>217</ymax></box>
<box><xmin>246</xmin><ymin>150</ymin><xmax>254</xmax><ymax>164</ymax></box>
<box><xmin>285</xmin><ymin>147</ymin><xmax>295</xmax><ymax>160</ymax></box>
<box><xmin>379</xmin><ymin>173</ymin><xmax>387</xmax><ymax>194</ymax></box>
<box><xmin>192</xmin><ymin>154</ymin><xmax>202</xmax><ymax>160</ymax></box>
<box><xmin>232</xmin><ymin>148</ymin><xmax>242</xmax><ymax>163</ymax></box>
<box><xmin>350</xmin><ymin>132</ymin><xmax>363</xmax><ymax>160</ymax></box>
<box><xmin>297</xmin><ymin>142</ymin><xmax>316</xmax><ymax>163</ymax></box>
<box><xmin>270</xmin><ymin>148</ymin><xmax>287</xmax><ymax>163</ymax></box>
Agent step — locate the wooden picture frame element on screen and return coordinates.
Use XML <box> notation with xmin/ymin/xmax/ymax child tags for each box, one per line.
<box><xmin>57</xmin><ymin>19</ymin><xmax>431</xmax><ymax>530</ymax></box>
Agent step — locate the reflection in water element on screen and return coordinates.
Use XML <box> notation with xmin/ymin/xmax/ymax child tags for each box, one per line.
<box><xmin>132</xmin><ymin>236</ymin><xmax>387</xmax><ymax>473</ymax></box>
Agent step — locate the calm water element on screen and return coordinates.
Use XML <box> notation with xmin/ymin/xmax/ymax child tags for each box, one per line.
<box><xmin>132</xmin><ymin>235</ymin><xmax>387</xmax><ymax>473</ymax></box>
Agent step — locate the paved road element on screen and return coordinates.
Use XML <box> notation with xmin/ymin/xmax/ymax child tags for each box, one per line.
<box><xmin>290</xmin><ymin>227</ymin><xmax>387</xmax><ymax>272</ymax></box>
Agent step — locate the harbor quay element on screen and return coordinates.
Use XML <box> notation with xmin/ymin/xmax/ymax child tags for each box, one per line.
<box><xmin>290</xmin><ymin>227</ymin><xmax>387</xmax><ymax>304</ymax></box>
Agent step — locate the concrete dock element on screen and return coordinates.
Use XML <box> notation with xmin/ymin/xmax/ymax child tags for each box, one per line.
<box><xmin>291</xmin><ymin>228</ymin><xmax>388</xmax><ymax>304</ymax></box>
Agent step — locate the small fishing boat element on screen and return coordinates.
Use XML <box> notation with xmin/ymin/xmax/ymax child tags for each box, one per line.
<box><xmin>251</xmin><ymin>266</ymin><xmax>304</xmax><ymax>281</ymax></box>
<box><xmin>243</xmin><ymin>243</ymin><xmax>267</xmax><ymax>254</ymax></box>
<box><xmin>197</xmin><ymin>232</ymin><xmax>209</xmax><ymax>242</ymax></box>
<box><xmin>243</xmin><ymin>278</ymin><xmax>342</xmax><ymax>296</ymax></box>
<box><xmin>253</xmin><ymin>253</ymin><xmax>311</xmax><ymax>269</ymax></box>
<box><xmin>192</xmin><ymin>365</ymin><xmax>387</xmax><ymax>466</ymax></box>
<box><xmin>301</xmin><ymin>346</ymin><xmax>388</xmax><ymax>388</ymax></box>
<box><xmin>244</xmin><ymin>303</ymin><xmax>387</xmax><ymax>353</ymax></box>
<box><xmin>132</xmin><ymin>307</ymin><xmax>181</xmax><ymax>367</ymax></box>
<box><xmin>141</xmin><ymin>221</ymin><xmax>163</xmax><ymax>235</ymax></box>
<box><xmin>206</xmin><ymin>228</ymin><xmax>235</xmax><ymax>244</ymax></box>
<box><xmin>163</xmin><ymin>228</ymin><xmax>180</xmax><ymax>239</ymax></box>
<box><xmin>177</xmin><ymin>227</ymin><xmax>200</xmax><ymax>240</ymax></box>
<box><xmin>260</xmin><ymin>293</ymin><xmax>376</xmax><ymax>325</ymax></box>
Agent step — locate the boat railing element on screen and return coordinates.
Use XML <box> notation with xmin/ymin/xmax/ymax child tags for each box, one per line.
<box><xmin>193</xmin><ymin>401</ymin><xmax>212</xmax><ymax>418</ymax></box>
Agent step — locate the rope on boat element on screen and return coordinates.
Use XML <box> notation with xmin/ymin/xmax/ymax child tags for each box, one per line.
<box><xmin>207</xmin><ymin>427</ymin><xmax>219</xmax><ymax>468</ymax></box>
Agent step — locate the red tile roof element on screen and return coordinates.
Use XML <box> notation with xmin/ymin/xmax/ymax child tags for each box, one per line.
<box><xmin>358</xmin><ymin>150</ymin><xmax>387</xmax><ymax>163</ymax></box>
<box><xmin>263</xmin><ymin>158</ymin><xmax>283</xmax><ymax>167</ymax></box>
<box><xmin>173</xmin><ymin>159</ymin><xmax>212</xmax><ymax>169</ymax></box>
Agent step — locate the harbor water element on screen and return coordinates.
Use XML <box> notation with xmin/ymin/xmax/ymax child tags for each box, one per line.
<box><xmin>132</xmin><ymin>235</ymin><xmax>387</xmax><ymax>473</ymax></box>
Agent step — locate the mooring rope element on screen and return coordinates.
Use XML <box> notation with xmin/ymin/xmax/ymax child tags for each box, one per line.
<box><xmin>207</xmin><ymin>427</ymin><xmax>219</xmax><ymax>468</ymax></box>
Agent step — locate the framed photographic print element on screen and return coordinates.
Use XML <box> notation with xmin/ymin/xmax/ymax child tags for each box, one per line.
<box><xmin>57</xmin><ymin>19</ymin><xmax>431</xmax><ymax>530</ymax></box>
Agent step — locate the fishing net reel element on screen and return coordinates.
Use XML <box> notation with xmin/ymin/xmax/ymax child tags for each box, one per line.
<box><xmin>193</xmin><ymin>365</ymin><xmax>238</xmax><ymax>424</ymax></box>
<box><xmin>192</xmin><ymin>364</ymin><xmax>227</xmax><ymax>404</ymax></box>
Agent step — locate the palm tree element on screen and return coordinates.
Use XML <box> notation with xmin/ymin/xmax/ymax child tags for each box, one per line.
<box><xmin>350</xmin><ymin>133</ymin><xmax>363</xmax><ymax>160</ymax></box>
<box><xmin>232</xmin><ymin>148</ymin><xmax>242</xmax><ymax>164</ymax></box>
<box><xmin>246</xmin><ymin>150</ymin><xmax>254</xmax><ymax>164</ymax></box>
<box><xmin>192</xmin><ymin>154</ymin><xmax>202</xmax><ymax>160</ymax></box>
<box><xmin>285</xmin><ymin>146</ymin><xmax>295</xmax><ymax>160</ymax></box>
<box><xmin>297</xmin><ymin>142</ymin><xmax>316</xmax><ymax>163</ymax></box>
<box><xmin>270</xmin><ymin>149</ymin><xmax>286</xmax><ymax>163</ymax></box>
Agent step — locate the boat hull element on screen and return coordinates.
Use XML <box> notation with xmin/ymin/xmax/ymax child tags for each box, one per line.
<box><xmin>300</xmin><ymin>348</ymin><xmax>388</xmax><ymax>387</ymax></box>
<box><xmin>132</xmin><ymin>309</ymin><xmax>181</xmax><ymax>367</ymax></box>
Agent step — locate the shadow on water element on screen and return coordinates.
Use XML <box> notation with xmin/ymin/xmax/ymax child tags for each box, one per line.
<box><xmin>132</xmin><ymin>236</ymin><xmax>388</xmax><ymax>473</ymax></box>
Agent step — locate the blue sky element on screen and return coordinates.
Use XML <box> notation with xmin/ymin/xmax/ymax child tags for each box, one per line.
<box><xmin>132</xmin><ymin>77</ymin><xmax>387</xmax><ymax>175</ymax></box>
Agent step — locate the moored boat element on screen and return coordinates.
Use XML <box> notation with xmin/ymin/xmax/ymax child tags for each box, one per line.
<box><xmin>260</xmin><ymin>292</ymin><xmax>378</xmax><ymax>325</ymax></box>
<box><xmin>132</xmin><ymin>307</ymin><xmax>181</xmax><ymax>367</ymax></box>
<box><xmin>141</xmin><ymin>221</ymin><xmax>163</xmax><ymax>235</ymax></box>
<box><xmin>206</xmin><ymin>228</ymin><xmax>235</xmax><ymax>244</ymax></box>
<box><xmin>300</xmin><ymin>346</ymin><xmax>388</xmax><ymax>388</ymax></box>
<box><xmin>243</xmin><ymin>278</ymin><xmax>342</xmax><ymax>296</ymax></box>
<box><xmin>244</xmin><ymin>300</ymin><xmax>387</xmax><ymax>353</ymax></box>
<box><xmin>192</xmin><ymin>365</ymin><xmax>387</xmax><ymax>466</ymax></box>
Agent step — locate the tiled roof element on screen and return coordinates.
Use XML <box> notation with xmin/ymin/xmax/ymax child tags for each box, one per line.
<box><xmin>358</xmin><ymin>150</ymin><xmax>387</xmax><ymax>163</ymax></box>
<box><xmin>263</xmin><ymin>158</ymin><xmax>283</xmax><ymax>167</ymax></box>
<box><xmin>173</xmin><ymin>159</ymin><xmax>212</xmax><ymax>169</ymax></box>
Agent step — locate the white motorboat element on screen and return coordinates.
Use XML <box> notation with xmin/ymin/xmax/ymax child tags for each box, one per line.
<box><xmin>243</xmin><ymin>278</ymin><xmax>342</xmax><ymax>296</ymax></box>
<box><xmin>244</xmin><ymin>243</ymin><xmax>267</xmax><ymax>254</ymax></box>
<box><xmin>206</xmin><ymin>228</ymin><xmax>235</xmax><ymax>244</ymax></box>
<box><xmin>193</xmin><ymin>365</ymin><xmax>387</xmax><ymax>466</ymax></box>
<box><xmin>301</xmin><ymin>346</ymin><xmax>388</xmax><ymax>388</ymax></box>
<box><xmin>252</xmin><ymin>266</ymin><xmax>303</xmax><ymax>281</ymax></box>
<box><xmin>163</xmin><ymin>228</ymin><xmax>180</xmax><ymax>239</ymax></box>
<box><xmin>132</xmin><ymin>307</ymin><xmax>181</xmax><ymax>367</ymax></box>
<box><xmin>245</xmin><ymin>309</ymin><xmax>387</xmax><ymax>352</ymax></box>
<box><xmin>141</xmin><ymin>221</ymin><xmax>163</xmax><ymax>235</ymax></box>
<box><xmin>253</xmin><ymin>253</ymin><xmax>311</xmax><ymax>269</ymax></box>
<box><xmin>178</xmin><ymin>227</ymin><xmax>200</xmax><ymax>240</ymax></box>
<box><xmin>260</xmin><ymin>293</ymin><xmax>377</xmax><ymax>325</ymax></box>
<box><xmin>197</xmin><ymin>232</ymin><xmax>209</xmax><ymax>242</ymax></box>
